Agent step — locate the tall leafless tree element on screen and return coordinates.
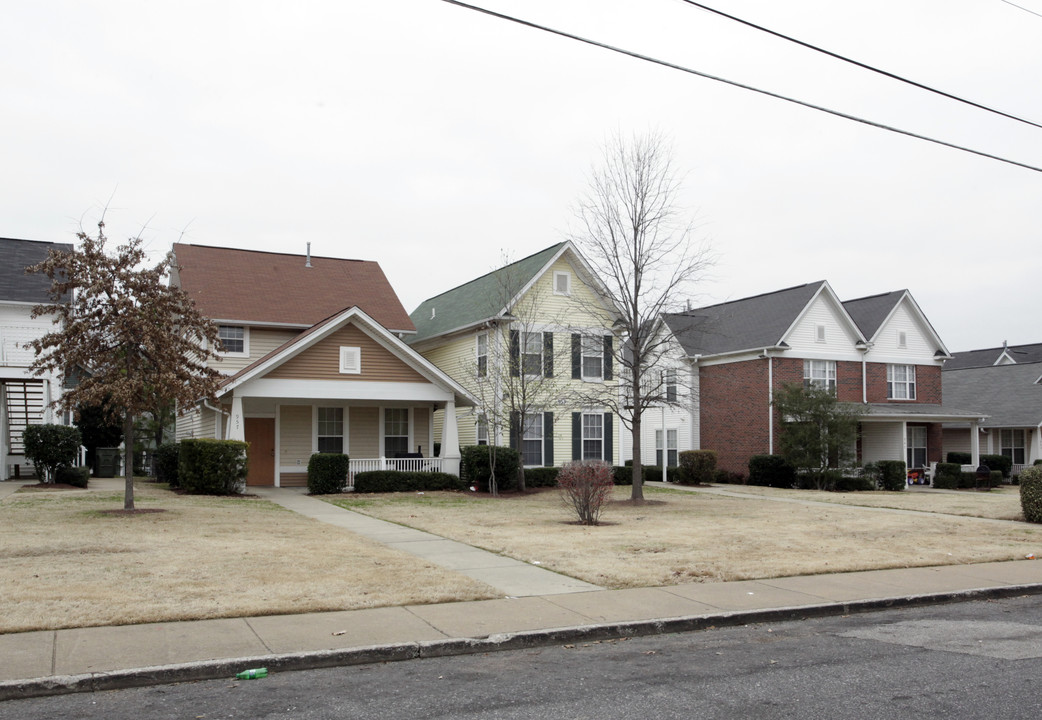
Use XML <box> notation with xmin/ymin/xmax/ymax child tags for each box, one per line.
<box><xmin>571</xmin><ymin>131</ymin><xmax>712</xmax><ymax>501</ymax></box>
<box><xmin>26</xmin><ymin>221</ymin><xmax>223</xmax><ymax>510</ymax></box>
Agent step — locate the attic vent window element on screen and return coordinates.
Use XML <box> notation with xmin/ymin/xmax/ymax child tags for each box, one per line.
<box><xmin>898</xmin><ymin>331</ymin><xmax>907</xmax><ymax>348</ymax></box>
<box><xmin>430</xmin><ymin>307</ymin><xmax>436</xmax><ymax>320</ymax></box>
<box><xmin>339</xmin><ymin>346</ymin><xmax>361</xmax><ymax>375</ymax></box>
<box><xmin>815</xmin><ymin>324</ymin><xmax>826</xmax><ymax>343</ymax></box>
<box><xmin>554</xmin><ymin>271</ymin><xmax>571</xmax><ymax>296</ymax></box>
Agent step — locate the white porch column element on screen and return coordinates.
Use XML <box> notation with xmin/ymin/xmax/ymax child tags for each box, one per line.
<box><xmin>1033</xmin><ymin>424</ymin><xmax>1042</xmax><ymax>465</ymax></box>
<box><xmin>0</xmin><ymin>381</ymin><xmax>8</xmax><ymax>480</ymax></box>
<box><xmin>970</xmin><ymin>420</ymin><xmax>981</xmax><ymax>467</ymax></box>
<box><xmin>900</xmin><ymin>421</ymin><xmax>908</xmax><ymax>469</ymax></box>
<box><xmin>227</xmin><ymin>396</ymin><xmax>245</xmax><ymax>442</ymax></box>
<box><xmin>42</xmin><ymin>380</ymin><xmax>53</xmax><ymax>424</ymax></box>
<box><xmin>440</xmin><ymin>399</ymin><xmax>461</xmax><ymax>477</ymax></box>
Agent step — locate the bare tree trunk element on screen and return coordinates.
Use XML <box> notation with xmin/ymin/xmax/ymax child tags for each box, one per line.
<box><xmin>123</xmin><ymin>412</ymin><xmax>135</xmax><ymax>510</ymax></box>
<box><xmin>631</xmin><ymin>411</ymin><xmax>644</xmax><ymax>501</ymax></box>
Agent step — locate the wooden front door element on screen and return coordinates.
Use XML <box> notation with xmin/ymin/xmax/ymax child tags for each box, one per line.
<box><xmin>244</xmin><ymin>418</ymin><xmax>275</xmax><ymax>486</ymax></box>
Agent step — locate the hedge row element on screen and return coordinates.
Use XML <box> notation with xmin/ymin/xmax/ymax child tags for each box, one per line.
<box><xmin>353</xmin><ymin>471</ymin><xmax>466</xmax><ymax>493</ymax></box>
<box><xmin>178</xmin><ymin>439</ymin><xmax>248</xmax><ymax>495</ymax></box>
<box><xmin>307</xmin><ymin>453</ymin><xmax>350</xmax><ymax>494</ymax></box>
<box><xmin>1021</xmin><ymin>465</ymin><xmax>1042</xmax><ymax>523</ymax></box>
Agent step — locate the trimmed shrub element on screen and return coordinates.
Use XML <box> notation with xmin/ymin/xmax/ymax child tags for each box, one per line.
<box><xmin>933</xmin><ymin>462</ymin><xmax>962</xmax><ymax>489</ymax></box>
<box><xmin>1020</xmin><ymin>465</ymin><xmax>1042</xmax><ymax>522</ymax></box>
<box><xmin>460</xmin><ymin>445</ymin><xmax>521</xmax><ymax>493</ymax></box>
<box><xmin>980</xmin><ymin>454</ymin><xmax>1013</xmax><ymax>478</ymax></box>
<box><xmin>55</xmin><ymin>465</ymin><xmax>89</xmax><ymax>488</ymax></box>
<box><xmin>1035</xmin><ymin>459</ymin><xmax>1042</xmax><ymax>466</ymax></box>
<box><xmin>524</xmin><ymin>467</ymin><xmax>559</xmax><ymax>488</ymax></box>
<box><xmin>959</xmin><ymin>471</ymin><xmax>979</xmax><ymax>489</ymax></box>
<box><xmin>611</xmin><ymin>465</ymin><xmax>666</xmax><ymax>485</ymax></box>
<box><xmin>712</xmin><ymin>469</ymin><xmax>746</xmax><ymax>484</ymax></box>
<box><xmin>946</xmin><ymin>452</ymin><xmax>972</xmax><ymax>465</ymax></box>
<box><xmin>612</xmin><ymin>466</ymin><xmax>633</xmax><ymax>485</ymax></box>
<box><xmin>835</xmin><ymin>473</ymin><xmax>875</xmax><ymax>492</ymax></box>
<box><xmin>178</xmin><ymin>439</ymin><xmax>248</xmax><ymax>495</ymax></box>
<box><xmin>748</xmin><ymin>455</ymin><xmax>796</xmax><ymax>488</ymax></box>
<box><xmin>876</xmin><ymin>460</ymin><xmax>906</xmax><ymax>491</ymax></box>
<box><xmin>307</xmin><ymin>453</ymin><xmax>350</xmax><ymax>494</ymax></box>
<box><xmin>988</xmin><ymin>470</ymin><xmax>1004</xmax><ymax>488</ymax></box>
<box><xmin>558</xmin><ymin>461</ymin><xmax>614</xmax><ymax>525</ymax></box>
<box><xmin>353</xmin><ymin>471</ymin><xmax>466</xmax><ymax>493</ymax></box>
<box><xmin>677</xmin><ymin>450</ymin><xmax>716</xmax><ymax>486</ymax></box>
<box><xmin>22</xmin><ymin>424</ymin><xmax>82</xmax><ymax>483</ymax></box>
<box><xmin>154</xmin><ymin>443</ymin><xmax>180</xmax><ymax>487</ymax></box>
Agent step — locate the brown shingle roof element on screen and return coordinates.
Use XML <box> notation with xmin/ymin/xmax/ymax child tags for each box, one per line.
<box><xmin>172</xmin><ymin>243</ymin><xmax>415</xmax><ymax>333</ymax></box>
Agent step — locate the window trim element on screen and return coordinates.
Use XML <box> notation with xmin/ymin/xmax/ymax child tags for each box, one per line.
<box><xmin>521</xmin><ymin>330</ymin><xmax>543</xmax><ymax>377</ymax></box>
<box><xmin>665</xmin><ymin>368</ymin><xmax>678</xmax><ymax>403</ymax></box>
<box><xmin>887</xmin><ymin>364</ymin><xmax>917</xmax><ymax>400</ymax></box>
<box><xmin>581</xmin><ymin>412</ymin><xmax>604</xmax><ymax>461</ymax></box>
<box><xmin>521</xmin><ymin>412</ymin><xmax>544</xmax><ymax>467</ymax></box>
<box><xmin>1001</xmin><ymin>428</ymin><xmax>1026</xmax><ymax>465</ymax></box>
<box><xmin>803</xmin><ymin>359</ymin><xmax>837</xmax><ymax>393</ymax></box>
<box><xmin>553</xmin><ymin>271</ymin><xmax>571</xmax><ymax>296</ymax></box>
<box><xmin>476</xmin><ymin>414</ymin><xmax>489</xmax><ymax>446</ymax></box>
<box><xmin>906</xmin><ymin>425</ymin><xmax>927</xmax><ymax>469</ymax></box>
<box><xmin>581</xmin><ymin>334</ymin><xmax>603</xmax><ymax>381</ymax></box>
<box><xmin>316</xmin><ymin>406</ymin><xmax>345</xmax><ymax>454</ymax></box>
<box><xmin>382</xmin><ymin>407</ymin><xmax>410</xmax><ymax>458</ymax></box>
<box><xmin>217</xmin><ymin>325</ymin><xmax>249</xmax><ymax>357</ymax></box>
<box><xmin>655</xmin><ymin>428</ymin><xmax>678</xmax><ymax>467</ymax></box>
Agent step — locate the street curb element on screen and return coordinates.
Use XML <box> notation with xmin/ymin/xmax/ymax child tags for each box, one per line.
<box><xmin>3</xmin><ymin>582</ymin><xmax>1041</xmax><ymax>702</ymax></box>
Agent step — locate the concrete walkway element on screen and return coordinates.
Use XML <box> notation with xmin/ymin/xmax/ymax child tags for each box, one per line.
<box><xmin>252</xmin><ymin>487</ymin><xmax>601</xmax><ymax>597</ymax></box>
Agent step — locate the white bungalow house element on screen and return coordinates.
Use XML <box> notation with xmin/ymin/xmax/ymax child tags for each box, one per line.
<box><xmin>172</xmin><ymin>243</ymin><xmax>474</xmax><ymax>486</ymax></box>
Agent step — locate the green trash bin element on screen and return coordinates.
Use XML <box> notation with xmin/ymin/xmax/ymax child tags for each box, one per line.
<box><xmin>95</xmin><ymin>448</ymin><xmax>120</xmax><ymax>478</ymax></box>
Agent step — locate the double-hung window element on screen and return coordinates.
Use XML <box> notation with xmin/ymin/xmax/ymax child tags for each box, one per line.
<box><xmin>656</xmin><ymin>429</ymin><xmax>678</xmax><ymax>467</ymax></box>
<box><xmin>218</xmin><ymin>325</ymin><xmax>246</xmax><ymax>355</ymax></box>
<box><xmin>522</xmin><ymin>331</ymin><xmax>543</xmax><ymax>376</ymax></box>
<box><xmin>317</xmin><ymin>407</ymin><xmax>344</xmax><ymax>454</ymax></box>
<box><xmin>665</xmin><ymin>369</ymin><xmax>678</xmax><ymax>403</ymax></box>
<box><xmin>581</xmin><ymin>335</ymin><xmax>603</xmax><ymax>380</ymax></box>
<box><xmin>906</xmin><ymin>425</ymin><xmax>927</xmax><ymax>469</ymax></box>
<box><xmin>476</xmin><ymin>414</ymin><xmax>489</xmax><ymax>446</ymax></box>
<box><xmin>582</xmin><ymin>413</ymin><xmax>604</xmax><ymax>460</ymax></box>
<box><xmin>887</xmin><ymin>364</ymin><xmax>916</xmax><ymax>400</ymax></box>
<box><xmin>803</xmin><ymin>360</ymin><xmax>837</xmax><ymax>393</ymax></box>
<box><xmin>384</xmin><ymin>408</ymin><xmax>409</xmax><ymax>458</ymax></box>
<box><xmin>1001</xmin><ymin>429</ymin><xmax>1026</xmax><ymax>465</ymax></box>
<box><xmin>476</xmin><ymin>333</ymin><xmax>488</xmax><ymax>378</ymax></box>
<box><xmin>522</xmin><ymin>413</ymin><xmax>543</xmax><ymax>466</ymax></box>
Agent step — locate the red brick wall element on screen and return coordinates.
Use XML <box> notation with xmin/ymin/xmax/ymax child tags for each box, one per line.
<box><xmin>699</xmin><ymin>359</ymin><xmax>771</xmax><ymax>474</ymax></box>
<box><xmin>927</xmin><ymin>423</ymin><xmax>943</xmax><ymax>464</ymax></box>
<box><xmin>865</xmin><ymin>363</ymin><xmax>941</xmax><ymax>403</ymax></box>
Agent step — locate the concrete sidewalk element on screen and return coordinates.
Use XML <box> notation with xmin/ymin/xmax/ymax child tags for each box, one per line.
<box><xmin>2</xmin><ymin>559</ymin><xmax>1040</xmax><ymax>700</ymax></box>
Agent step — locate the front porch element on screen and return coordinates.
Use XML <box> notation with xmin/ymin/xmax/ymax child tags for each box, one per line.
<box><xmin>857</xmin><ymin>403</ymin><xmax>988</xmax><ymax>479</ymax></box>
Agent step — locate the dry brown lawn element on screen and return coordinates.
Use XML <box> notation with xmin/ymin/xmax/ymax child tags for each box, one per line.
<box><xmin>327</xmin><ymin>485</ymin><xmax>1042</xmax><ymax>589</ymax></box>
<box><xmin>0</xmin><ymin>482</ymin><xmax>498</xmax><ymax>634</ymax></box>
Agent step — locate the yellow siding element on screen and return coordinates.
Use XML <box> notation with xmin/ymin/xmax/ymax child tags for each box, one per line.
<box><xmin>280</xmin><ymin>405</ymin><xmax>313</xmax><ymax>466</ymax></box>
<box><xmin>279</xmin><ymin>472</ymin><xmax>308</xmax><ymax>488</ymax></box>
<box><xmin>267</xmin><ymin>324</ymin><xmax>426</xmax><ymax>383</ymax></box>
<box><xmin>350</xmin><ymin>407</ymin><xmax>379</xmax><ymax>457</ymax></box>
<box><xmin>422</xmin><ymin>334</ymin><xmax>478</xmax><ymax>393</ymax></box>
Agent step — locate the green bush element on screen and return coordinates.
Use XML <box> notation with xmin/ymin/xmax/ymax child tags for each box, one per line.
<box><xmin>307</xmin><ymin>453</ymin><xmax>350</xmax><ymax>494</ymax></box>
<box><xmin>864</xmin><ymin>460</ymin><xmax>906</xmax><ymax>491</ymax></box>
<box><xmin>677</xmin><ymin>450</ymin><xmax>716</xmax><ymax>485</ymax></box>
<box><xmin>712</xmin><ymin>469</ymin><xmax>746</xmax><ymax>484</ymax></box>
<box><xmin>946</xmin><ymin>452</ymin><xmax>971</xmax><ymax>465</ymax></box>
<box><xmin>988</xmin><ymin>470</ymin><xmax>1004</xmax><ymax>488</ymax></box>
<box><xmin>834</xmin><ymin>473</ymin><xmax>875</xmax><ymax>492</ymax></box>
<box><xmin>22</xmin><ymin>424</ymin><xmax>82</xmax><ymax>483</ymax></box>
<box><xmin>611</xmin><ymin>466</ymin><xmax>633</xmax><ymax>485</ymax></box>
<box><xmin>460</xmin><ymin>445</ymin><xmax>520</xmax><ymax>492</ymax></box>
<box><xmin>154</xmin><ymin>443</ymin><xmax>180</xmax><ymax>487</ymax></box>
<box><xmin>353</xmin><ymin>471</ymin><xmax>466</xmax><ymax>493</ymax></box>
<box><xmin>748</xmin><ymin>455</ymin><xmax>796</xmax><ymax>488</ymax></box>
<box><xmin>959</xmin><ymin>471</ymin><xmax>979</xmax><ymax>489</ymax></box>
<box><xmin>1020</xmin><ymin>465</ymin><xmax>1042</xmax><ymax>522</ymax></box>
<box><xmin>980</xmin><ymin>454</ymin><xmax>1012</xmax><ymax>478</ymax></box>
<box><xmin>178</xmin><ymin>439</ymin><xmax>248</xmax><ymax>495</ymax></box>
<box><xmin>55</xmin><ymin>465</ymin><xmax>89</xmax><ymax>488</ymax></box>
<box><xmin>1035</xmin><ymin>459</ymin><xmax>1042</xmax><ymax>466</ymax></box>
<box><xmin>611</xmin><ymin>465</ymin><xmax>665</xmax><ymax>485</ymax></box>
<box><xmin>524</xmin><ymin>467</ymin><xmax>559</xmax><ymax>488</ymax></box>
<box><xmin>933</xmin><ymin>462</ymin><xmax>962</xmax><ymax>489</ymax></box>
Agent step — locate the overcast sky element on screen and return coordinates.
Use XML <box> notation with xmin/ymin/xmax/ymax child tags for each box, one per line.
<box><xmin>3</xmin><ymin>0</ymin><xmax>1040</xmax><ymax>352</ymax></box>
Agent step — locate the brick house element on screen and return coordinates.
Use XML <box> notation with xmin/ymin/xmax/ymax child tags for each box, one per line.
<box><xmin>172</xmin><ymin>243</ymin><xmax>474</xmax><ymax>486</ymax></box>
<box><xmin>661</xmin><ymin>281</ymin><xmax>986</xmax><ymax>476</ymax></box>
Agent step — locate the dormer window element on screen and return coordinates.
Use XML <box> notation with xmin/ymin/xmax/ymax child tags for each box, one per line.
<box><xmin>553</xmin><ymin>271</ymin><xmax>571</xmax><ymax>296</ymax></box>
<box><xmin>339</xmin><ymin>346</ymin><xmax>361</xmax><ymax>374</ymax></box>
<box><xmin>218</xmin><ymin>325</ymin><xmax>247</xmax><ymax>356</ymax></box>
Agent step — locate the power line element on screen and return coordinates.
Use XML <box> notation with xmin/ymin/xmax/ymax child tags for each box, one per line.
<box><xmin>677</xmin><ymin>0</ymin><xmax>1042</xmax><ymax>131</ymax></box>
<box><xmin>439</xmin><ymin>0</ymin><xmax>1042</xmax><ymax>174</ymax></box>
<box><xmin>1000</xmin><ymin>0</ymin><xmax>1042</xmax><ymax>20</ymax></box>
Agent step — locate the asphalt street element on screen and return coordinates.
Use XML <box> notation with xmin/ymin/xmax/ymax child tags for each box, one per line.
<box><xmin>4</xmin><ymin>594</ymin><xmax>1041</xmax><ymax>720</ymax></box>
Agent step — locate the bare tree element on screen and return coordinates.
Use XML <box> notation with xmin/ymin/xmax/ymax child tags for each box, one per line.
<box><xmin>571</xmin><ymin>131</ymin><xmax>712</xmax><ymax>501</ymax></box>
<box><xmin>26</xmin><ymin>220</ymin><xmax>223</xmax><ymax>510</ymax></box>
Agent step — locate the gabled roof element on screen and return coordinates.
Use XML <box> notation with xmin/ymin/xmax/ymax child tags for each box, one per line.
<box><xmin>408</xmin><ymin>242</ymin><xmax>570</xmax><ymax>344</ymax></box>
<box><xmin>172</xmin><ymin>243</ymin><xmax>414</xmax><ymax>333</ymax></box>
<box><xmin>663</xmin><ymin>281</ymin><xmax>829</xmax><ymax>357</ymax></box>
<box><xmin>842</xmin><ymin>290</ymin><xmax>904</xmax><ymax>339</ymax></box>
<box><xmin>217</xmin><ymin>305</ymin><xmax>474</xmax><ymax>406</ymax></box>
<box><xmin>941</xmin><ymin>362</ymin><xmax>1042</xmax><ymax>427</ymax></box>
<box><xmin>945</xmin><ymin>342</ymin><xmax>1042</xmax><ymax>371</ymax></box>
<box><xmin>0</xmin><ymin>238</ymin><xmax>74</xmax><ymax>304</ymax></box>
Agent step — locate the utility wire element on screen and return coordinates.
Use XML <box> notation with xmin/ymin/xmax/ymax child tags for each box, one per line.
<box><xmin>677</xmin><ymin>0</ymin><xmax>1042</xmax><ymax>131</ymax></box>
<box><xmin>439</xmin><ymin>0</ymin><xmax>1042</xmax><ymax>174</ymax></box>
<box><xmin>1000</xmin><ymin>0</ymin><xmax>1042</xmax><ymax>20</ymax></box>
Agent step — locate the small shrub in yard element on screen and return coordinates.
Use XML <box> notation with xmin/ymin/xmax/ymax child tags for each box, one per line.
<box><xmin>1020</xmin><ymin>465</ymin><xmax>1042</xmax><ymax>523</ymax></box>
<box><xmin>524</xmin><ymin>467</ymin><xmax>559</xmax><ymax>488</ymax></box>
<box><xmin>933</xmin><ymin>463</ymin><xmax>962</xmax><ymax>489</ymax></box>
<box><xmin>611</xmin><ymin>466</ymin><xmax>633</xmax><ymax>485</ymax></box>
<box><xmin>864</xmin><ymin>460</ymin><xmax>906</xmax><ymax>491</ymax></box>
<box><xmin>154</xmin><ymin>442</ymin><xmax>180</xmax><ymax>487</ymax></box>
<box><xmin>946</xmin><ymin>452</ymin><xmax>971</xmax><ymax>465</ymax></box>
<box><xmin>54</xmin><ymin>465</ymin><xmax>89</xmax><ymax>488</ymax></box>
<box><xmin>179</xmin><ymin>439</ymin><xmax>248</xmax><ymax>495</ymax></box>
<box><xmin>307</xmin><ymin>453</ymin><xmax>350</xmax><ymax>494</ymax></box>
<box><xmin>748</xmin><ymin>455</ymin><xmax>795</xmax><ymax>488</ymax></box>
<box><xmin>353</xmin><ymin>471</ymin><xmax>465</xmax><ymax>493</ymax></box>
<box><xmin>558</xmin><ymin>461</ymin><xmax>615</xmax><ymax>526</ymax></box>
<box><xmin>981</xmin><ymin>454</ymin><xmax>1012</xmax><ymax>478</ymax></box>
<box><xmin>677</xmin><ymin>450</ymin><xmax>716</xmax><ymax>485</ymax></box>
<box><xmin>712</xmin><ymin>469</ymin><xmax>747</xmax><ymax>484</ymax></box>
<box><xmin>460</xmin><ymin>445</ymin><xmax>520</xmax><ymax>493</ymax></box>
<box><xmin>834</xmin><ymin>473</ymin><xmax>875</xmax><ymax>492</ymax></box>
<box><xmin>22</xmin><ymin>424</ymin><xmax>82</xmax><ymax>483</ymax></box>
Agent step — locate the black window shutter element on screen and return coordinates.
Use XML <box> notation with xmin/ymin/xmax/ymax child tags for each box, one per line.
<box><xmin>571</xmin><ymin>334</ymin><xmax>581</xmax><ymax>379</ymax></box>
<box><xmin>603</xmin><ymin>412</ymin><xmax>613</xmax><ymax>463</ymax></box>
<box><xmin>543</xmin><ymin>412</ymin><xmax>554</xmax><ymax>467</ymax></box>
<box><xmin>571</xmin><ymin>412</ymin><xmax>582</xmax><ymax>461</ymax></box>
<box><xmin>603</xmin><ymin>336</ymin><xmax>613</xmax><ymax>381</ymax></box>
<box><xmin>509</xmin><ymin>330</ymin><xmax>520</xmax><ymax>377</ymax></box>
<box><xmin>543</xmin><ymin>332</ymin><xmax>554</xmax><ymax>377</ymax></box>
<box><xmin>509</xmin><ymin>411</ymin><xmax>520</xmax><ymax>451</ymax></box>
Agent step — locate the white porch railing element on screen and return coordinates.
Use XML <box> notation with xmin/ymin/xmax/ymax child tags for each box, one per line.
<box><xmin>346</xmin><ymin>457</ymin><xmax>446</xmax><ymax>489</ymax></box>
